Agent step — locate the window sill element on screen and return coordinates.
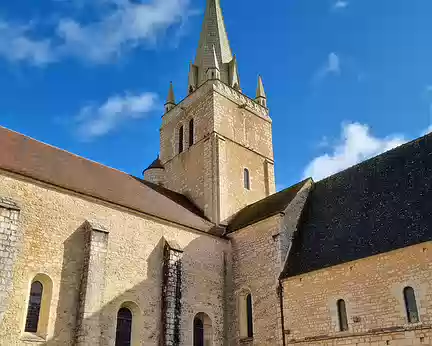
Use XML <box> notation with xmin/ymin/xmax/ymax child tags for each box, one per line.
<box><xmin>20</xmin><ymin>332</ymin><xmax>45</xmax><ymax>343</ymax></box>
<box><xmin>240</xmin><ymin>337</ymin><xmax>254</xmax><ymax>343</ymax></box>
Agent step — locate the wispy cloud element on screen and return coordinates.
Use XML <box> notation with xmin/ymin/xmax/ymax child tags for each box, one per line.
<box><xmin>313</xmin><ymin>52</ymin><xmax>341</xmax><ymax>83</ymax></box>
<box><xmin>303</xmin><ymin>123</ymin><xmax>407</xmax><ymax>181</ymax></box>
<box><xmin>332</xmin><ymin>0</ymin><xmax>349</xmax><ymax>10</ymax></box>
<box><xmin>0</xmin><ymin>0</ymin><xmax>193</xmax><ymax>65</ymax></box>
<box><xmin>57</xmin><ymin>0</ymin><xmax>193</xmax><ymax>63</ymax></box>
<box><xmin>74</xmin><ymin>92</ymin><xmax>159</xmax><ymax>140</ymax></box>
<box><xmin>0</xmin><ymin>20</ymin><xmax>56</xmax><ymax>65</ymax></box>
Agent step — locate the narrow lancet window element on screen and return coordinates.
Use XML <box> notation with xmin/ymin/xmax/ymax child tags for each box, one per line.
<box><xmin>404</xmin><ymin>287</ymin><xmax>419</xmax><ymax>323</ymax></box>
<box><xmin>337</xmin><ymin>299</ymin><xmax>348</xmax><ymax>331</ymax></box>
<box><xmin>246</xmin><ymin>294</ymin><xmax>254</xmax><ymax>338</ymax></box>
<box><xmin>115</xmin><ymin>307</ymin><xmax>133</xmax><ymax>346</ymax></box>
<box><xmin>244</xmin><ymin>168</ymin><xmax>250</xmax><ymax>190</ymax></box>
<box><xmin>179</xmin><ymin>126</ymin><xmax>184</xmax><ymax>154</ymax></box>
<box><xmin>25</xmin><ymin>281</ymin><xmax>43</xmax><ymax>333</ymax></box>
<box><xmin>189</xmin><ymin>119</ymin><xmax>194</xmax><ymax>147</ymax></box>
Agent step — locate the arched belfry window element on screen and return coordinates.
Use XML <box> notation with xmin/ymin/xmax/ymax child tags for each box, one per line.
<box><xmin>115</xmin><ymin>307</ymin><xmax>133</xmax><ymax>346</ymax></box>
<box><xmin>25</xmin><ymin>281</ymin><xmax>43</xmax><ymax>333</ymax></box>
<box><xmin>403</xmin><ymin>287</ymin><xmax>419</xmax><ymax>323</ymax></box>
<box><xmin>337</xmin><ymin>299</ymin><xmax>348</xmax><ymax>331</ymax></box>
<box><xmin>189</xmin><ymin>118</ymin><xmax>194</xmax><ymax>147</ymax></box>
<box><xmin>178</xmin><ymin>126</ymin><xmax>184</xmax><ymax>154</ymax></box>
<box><xmin>244</xmin><ymin>168</ymin><xmax>250</xmax><ymax>190</ymax></box>
<box><xmin>193</xmin><ymin>313</ymin><xmax>212</xmax><ymax>346</ymax></box>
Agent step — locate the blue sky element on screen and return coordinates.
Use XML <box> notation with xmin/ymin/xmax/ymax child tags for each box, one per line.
<box><xmin>1</xmin><ymin>0</ymin><xmax>432</xmax><ymax>189</ymax></box>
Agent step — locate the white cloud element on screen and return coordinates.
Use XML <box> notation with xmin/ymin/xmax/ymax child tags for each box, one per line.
<box><xmin>0</xmin><ymin>20</ymin><xmax>56</xmax><ymax>65</ymax></box>
<box><xmin>75</xmin><ymin>92</ymin><xmax>158</xmax><ymax>140</ymax></box>
<box><xmin>303</xmin><ymin>123</ymin><xmax>407</xmax><ymax>181</ymax></box>
<box><xmin>0</xmin><ymin>0</ymin><xmax>192</xmax><ymax>65</ymax></box>
<box><xmin>314</xmin><ymin>52</ymin><xmax>341</xmax><ymax>83</ymax></box>
<box><xmin>333</xmin><ymin>0</ymin><xmax>349</xmax><ymax>9</ymax></box>
<box><xmin>57</xmin><ymin>0</ymin><xmax>192</xmax><ymax>63</ymax></box>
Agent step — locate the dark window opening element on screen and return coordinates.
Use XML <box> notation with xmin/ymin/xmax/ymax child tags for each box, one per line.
<box><xmin>25</xmin><ymin>281</ymin><xmax>43</xmax><ymax>333</ymax></box>
<box><xmin>244</xmin><ymin>168</ymin><xmax>250</xmax><ymax>190</ymax></box>
<box><xmin>193</xmin><ymin>316</ymin><xmax>204</xmax><ymax>346</ymax></box>
<box><xmin>404</xmin><ymin>287</ymin><xmax>419</xmax><ymax>323</ymax></box>
<box><xmin>115</xmin><ymin>308</ymin><xmax>133</xmax><ymax>346</ymax></box>
<box><xmin>178</xmin><ymin>126</ymin><xmax>184</xmax><ymax>154</ymax></box>
<box><xmin>246</xmin><ymin>294</ymin><xmax>253</xmax><ymax>338</ymax></box>
<box><xmin>189</xmin><ymin>85</ymin><xmax>194</xmax><ymax>94</ymax></box>
<box><xmin>337</xmin><ymin>299</ymin><xmax>348</xmax><ymax>331</ymax></box>
<box><xmin>189</xmin><ymin>119</ymin><xmax>194</xmax><ymax>147</ymax></box>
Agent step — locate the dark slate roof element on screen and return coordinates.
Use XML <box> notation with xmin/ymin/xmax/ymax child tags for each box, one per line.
<box><xmin>143</xmin><ymin>157</ymin><xmax>164</xmax><ymax>172</ymax></box>
<box><xmin>226</xmin><ymin>179</ymin><xmax>311</xmax><ymax>233</ymax></box>
<box><xmin>0</xmin><ymin>126</ymin><xmax>213</xmax><ymax>232</ymax></box>
<box><xmin>282</xmin><ymin>133</ymin><xmax>432</xmax><ymax>278</ymax></box>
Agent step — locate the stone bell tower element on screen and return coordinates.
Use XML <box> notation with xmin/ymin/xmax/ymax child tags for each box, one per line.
<box><xmin>146</xmin><ymin>0</ymin><xmax>276</xmax><ymax>225</ymax></box>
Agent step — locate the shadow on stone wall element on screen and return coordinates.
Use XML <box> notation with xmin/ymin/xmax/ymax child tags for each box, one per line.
<box><xmin>39</xmin><ymin>225</ymin><xmax>228</xmax><ymax>346</ymax></box>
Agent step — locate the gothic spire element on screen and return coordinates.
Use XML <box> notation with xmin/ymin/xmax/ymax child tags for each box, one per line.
<box><xmin>256</xmin><ymin>75</ymin><xmax>267</xmax><ymax>107</ymax></box>
<box><xmin>165</xmin><ymin>82</ymin><xmax>176</xmax><ymax>113</ymax></box>
<box><xmin>194</xmin><ymin>0</ymin><xmax>234</xmax><ymax>86</ymax></box>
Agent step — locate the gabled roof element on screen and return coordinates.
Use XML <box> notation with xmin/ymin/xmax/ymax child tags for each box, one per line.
<box><xmin>282</xmin><ymin>133</ymin><xmax>432</xmax><ymax>278</ymax></box>
<box><xmin>0</xmin><ymin>127</ymin><xmax>213</xmax><ymax>232</ymax></box>
<box><xmin>226</xmin><ymin>179</ymin><xmax>311</xmax><ymax>233</ymax></box>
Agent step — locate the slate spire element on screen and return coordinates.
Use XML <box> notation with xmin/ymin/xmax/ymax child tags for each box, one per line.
<box><xmin>255</xmin><ymin>75</ymin><xmax>267</xmax><ymax>107</ymax></box>
<box><xmin>165</xmin><ymin>82</ymin><xmax>176</xmax><ymax>113</ymax></box>
<box><xmin>193</xmin><ymin>0</ymin><xmax>234</xmax><ymax>86</ymax></box>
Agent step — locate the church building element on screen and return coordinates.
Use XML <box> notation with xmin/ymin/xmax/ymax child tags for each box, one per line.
<box><xmin>0</xmin><ymin>0</ymin><xmax>431</xmax><ymax>345</ymax></box>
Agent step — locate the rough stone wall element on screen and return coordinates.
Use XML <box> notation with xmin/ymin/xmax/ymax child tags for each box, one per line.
<box><xmin>75</xmin><ymin>224</ymin><xmax>109</xmax><ymax>346</ymax></box>
<box><xmin>213</xmin><ymin>92</ymin><xmax>273</xmax><ymax>160</ymax></box>
<box><xmin>282</xmin><ymin>242</ymin><xmax>432</xmax><ymax>346</ymax></box>
<box><xmin>0</xmin><ymin>197</ymin><xmax>21</xmax><ymax>325</ymax></box>
<box><xmin>161</xmin><ymin>87</ymin><xmax>215</xmax><ymax>221</ymax></box>
<box><xmin>161</xmin><ymin>243</ymin><xmax>183</xmax><ymax>346</ymax></box>
<box><xmin>144</xmin><ymin>169</ymin><xmax>165</xmax><ymax>186</ymax></box>
<box><xmin>228</xmin><ymin>215</ymin><xmax>283</xmax><ymax>346</ymax></box>
<box><xmin>0</xmin><ymin>171</ymin><xmax>229</xmax><ymax>346</ymax></box>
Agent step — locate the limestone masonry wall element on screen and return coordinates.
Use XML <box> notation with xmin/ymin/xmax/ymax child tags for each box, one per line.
<box><xmin>0</xmin><ymin>171</ymin><xmax>229</xmax><ymax>346</ymax></box>
<box><xmin>228</xmin><ymin>215</ymin><xmax>283</xmax><ymax>346</ymax></box>
<box><xmin>282</xmin><ymin>242</ymin><xmax>432</xmax><ymax>346</ymax></box>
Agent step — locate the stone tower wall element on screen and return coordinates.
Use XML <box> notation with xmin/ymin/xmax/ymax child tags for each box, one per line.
<box><xmin>160</xmin><ymin>81</ymin><xmax>275</xmax><ymax>224</ymax></box>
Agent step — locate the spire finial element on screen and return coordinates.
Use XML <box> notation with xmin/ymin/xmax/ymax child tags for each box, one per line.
<box><xmin>256</xmin><ymin>75</ymin><xmax>267</xmax><ymax>107</ymax></box>
<box><xmin>165</xmin><ymin>81</ymin><xmax>176</xmax><ymax>113</ymax></box>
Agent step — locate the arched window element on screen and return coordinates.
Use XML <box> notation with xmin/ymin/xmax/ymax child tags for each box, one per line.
<box><xmin>193</xmin><ymin>316</ymin><xmax>204</xmax><ymax>346</ymax></box>
<box><xmin>337</xmin><ymin>299</ymin><xmax>348</xmax><ymax>331</ymax></box>
<box><xmin>178</xmin><ymin>126</ymin><xmax>184</xmax><ymax>154</ymax></box>
<box><xmin>189</xmin><ymin>85</ymin><xmax>194</xmax><ymax>94</ymax></box>
<box><xmin>246</xmin><ymin>294</ymin><xmax>253</xmax><ymax>338</ymax></box>
<box><xmin>189</xmin><ymin>118</ymin><xmax>194</xmax><ymax>147</ymax></box>
<box><xmin>25</xmin><ymin>281</ymin><xmax>43</xmax><ymax>333</ymax></box>
<box><xmin>244</xmin><ymin>168</ymin><xmax>250</xmax><ymax>190</ymax></box>
<box><xmin>404</xmin><ymin>287</ymin><xmax>419</xmax><ymax>323</ymax></box>
<box><xmin>239</xmin><ymin>291</ymin><xmax>253</xmax><ymax>339</ymax></box>
<box><xmin>115</xmin><ymin>307</ymin><xmax>133</xmax><ymax>346</ymax></box>
<box><xmin>193</xmin><ymin>313</ymin><xmax>212</xmax><ymax>346</ymax></box>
